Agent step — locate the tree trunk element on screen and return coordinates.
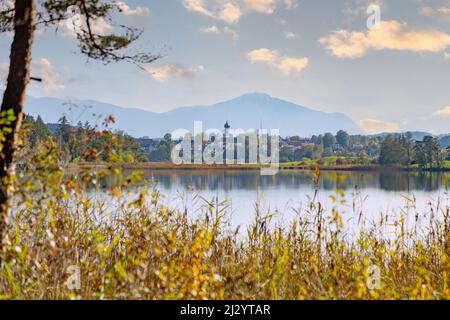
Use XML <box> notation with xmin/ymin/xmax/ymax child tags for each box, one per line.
<box><xmin>0</xmin><ymin>0</ymin><xmax>35</xmax><ymax>253</ymax></box>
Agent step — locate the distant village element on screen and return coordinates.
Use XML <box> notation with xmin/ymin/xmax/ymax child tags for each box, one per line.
<box><xmin>135</xmin><ymin>122</ymin><xmax>450</xmax><ymax>167</ymax></box>
<box><xmin>25</xmin><ymin>115</ymin><xmax>450</xmax><ymax>168</ymax></box>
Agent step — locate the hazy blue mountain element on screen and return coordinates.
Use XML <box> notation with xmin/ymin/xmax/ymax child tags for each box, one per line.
<box><xmin>370</xmin><ymin>131</ymin><xmax>430</xmax><ymax>141</ymax></box>
<box><xmin>439</xmin><ymin>135</ymin><xmax>450</xmax><ymax>148</ymax></box>
<box><xmin>370</xmin><ymin>132</ymin><xmax>450</xmax><ymax>147</ymax></box>
<box><xmin>3</xmin><ymin>91</ymin><xmax>364</xmax><ymax>137</ymax></box>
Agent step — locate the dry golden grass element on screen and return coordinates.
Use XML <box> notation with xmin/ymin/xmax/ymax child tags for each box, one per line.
<box><xmin>0</xmin><ymin>140</ymin><xmax>449</xmax><ymax>300</ymax></box>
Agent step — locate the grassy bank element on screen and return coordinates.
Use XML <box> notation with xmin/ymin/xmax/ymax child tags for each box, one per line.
<box><xmin>66</xmin><ymin>160</ymin><xmax>450</xmax><ymax>173</ymax></box>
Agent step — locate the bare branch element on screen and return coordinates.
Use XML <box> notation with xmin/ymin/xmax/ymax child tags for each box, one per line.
<box><xmin>0</xmin><ymin>7</ymin><xmax>15</xmax><ymax>32</ymax></box>
<box><xmin>33</xmin><ymin>0</ymin><xmax>162</xmax><ymax>67</ymax></box>
<box><xmin>77</xmin><ymin>0</ymin><xmax>162</xmax><ymax>66</ymax></box>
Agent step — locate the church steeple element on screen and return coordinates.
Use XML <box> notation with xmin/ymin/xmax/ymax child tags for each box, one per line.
<box><xmin>223</xmin><ymin>121</ymin><xmax>231</xmax><ymax>163</ymax></box>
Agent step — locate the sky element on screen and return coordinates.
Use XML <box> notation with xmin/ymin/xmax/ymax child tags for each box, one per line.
<box><xmin>1</xmin><ymin>0</ymin><xmax>450</xmax><ymax>134</ymax></box>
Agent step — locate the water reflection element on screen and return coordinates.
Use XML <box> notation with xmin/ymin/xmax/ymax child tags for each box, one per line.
<box><xmin>104</xmin><ymin>170</ymin><xmax>449</xmax><ymax>193</ymax></box>
<box><xmin>95</xmin><ymin>169</ymin><xmax>449</xmax><ymax>229</ymax></box>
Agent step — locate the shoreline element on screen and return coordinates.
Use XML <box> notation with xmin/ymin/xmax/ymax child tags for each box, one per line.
<box><xmin>67</xmin><ymin>162</ymin><xmax>450</xmax><ymax>172</ymax></box>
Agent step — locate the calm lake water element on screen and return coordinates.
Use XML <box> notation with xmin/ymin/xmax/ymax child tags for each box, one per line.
<box><xmin>97</xmin><ymin>170</ymin><xmax>450</xmax><ymax>231</ymax></box>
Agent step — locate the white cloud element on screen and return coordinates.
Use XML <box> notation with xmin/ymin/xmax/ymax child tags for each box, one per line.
<box><xmin>116</xmin><ymin>1</ymin><xmax>150</xmax><ymax>16</ymax></box>
<box><xmin>248</xmin><ymin>48</ymin><xmax>278</xmax><ymax>63</ymax></box>
<box><xmin>283</xmin><ymin>0</ymin><xmax>298</xmax><ymax>9</ymax></box>
<box><xmin>320</xmin><ymin>20</ymin><xmax>450</xmax><ymax>58</ymax></box>
<box><xmin>420</xmin><ymin>4</ymin><xmax>450</xmax><ymax>21</ymax></box>
<box><xmin>223</xmin><ymin>26</ymin><xmax>239</xmax><ymax>43</ymax></box>
<box><xmin>88</xmin><ymin>18</ymin><xmax>113</xmax><ymax>35</ymax></box>
<box><xmin>145</xmin><ymin>64</ymin><xmax>205</xmax><ymax>81</ymax></box>
<box><xmin>244</xmin><ymin>0</ymin><xmax>277</xmax><ymax>14</ymax></box>
<box><xmin>247</xmin><ymin>48</ymin><xmax>308</xmax><ymax>76</ymax></box>
<box><xmin>183</xmin><ymin>0</ymin><xmax>297</xmax><ymax>24</ymax></box>
<box><xmin>433</xmin><ymin>106</ymin><xmax>450</xmax><ymax>117</ymax></box>
<box><xmin>444</xmin><ymin>51</ymin><xmax>450</xmax><ymax>60</ymax></box>
<box><xmin>200</xmin><ymin>25</ymin><xmax>239</xmax><ymax>43</ymax></box>
<box><xmin>0</xmin><ymin>0</ymin><xmax>13</xmax><ymax>11</ymax></box>
<box><xmin>31</xmin><ymin>59</ymin><xmax>65</xmax><ymax>92</ymax></box>
<box><xmin>183</xmin><ymin>0</ymin><xmax>213</xmax><ymax>17</ymax></box>
<box><xmin>284</xmin><ymin>31</ymin><xmax>297</xmax><ymax>40</ymax></box>
<box><xmin>320</xmin><ymin>30</ymin><xmax>369</xmax><ymax>58</ymax></box>
<box><xmin>218</xmin><ymin>2</ymin><xmax>242</xmax><ymax>23</ymax></box>
<box><xmin>0</xmin><ymin>64</ymin><xmax>8</xmax><ymax>85</ymax></box>
<box><xmin>200</xmin><ymin>25</ymin><xmax>221</xmax><ymax>34</ymax></box>
<box><xmin>276</xmin><ymin>57</ymin><xmax>308</xmax><ymax>75</ymax></box>
<box><xmin>358</xmin><ymin>118</ymin><xmax>400</xmax><ymax>134</ymax></box>
<box><xmin>63</xmin><ymin>14</ymin><xmax>113</xmax><ymax>38</ymax></box>
<box><xmin>342</xmin><ymin>0</ymin><xmax>384</xmax><ymax>17</ymax></box>
<box><xmin>0</xmin><ymin>58</ymin><xmax>64</xmax><ymax>93</ymax></box>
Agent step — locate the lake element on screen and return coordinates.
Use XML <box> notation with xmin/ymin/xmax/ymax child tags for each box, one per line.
<box><xmin>99</xmin><ymin>170</ymin><xmax>449</xmax><ymax>232</ymax></box>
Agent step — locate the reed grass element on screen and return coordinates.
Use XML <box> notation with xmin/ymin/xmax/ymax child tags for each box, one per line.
<box><xmin>0</xmin><ymin>139</ymin><xmax>449</xmax><ymax>300</ymax></box>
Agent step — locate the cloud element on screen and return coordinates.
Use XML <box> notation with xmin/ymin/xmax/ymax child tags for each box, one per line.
<box><xmin>244</xmin><ymin>0</ymin><xmax>277</xmax><ymax>14</ymax></box>
<box><xmin>247</xmin><ymin>48</ymin><xmax>308</xmax><ymax>75</ymax></box>
<box><xmin>63</xmin><ymin>3</ymin><xmax>148</xmax><ymax>37</ymax></box>
<box><xmin>320</xmin><ymin>30</ymin><xmax>369</xmax><ymax>58</ymax></box>
<box><xmin>145</xmin><ymin>64</ymin><xmax>205</xmax><ymax>81</ymax></box>
<box><xmin>433</xmin><ymin>106</ymin><xmax>450</xmax><ymax>117</ymax></box>
<box><xmin>284</xmin><ymin>31</ymin><xmax>297</xmax><ymax>40</ymax></box>
<box><xmin>420</xmin><ymin>2</ymin><xmax>450</xmax><ymax>21</ymax></box>
<box><xmin>358</xmin><ymin>118</ymin><xmax>400</xmax><ymax>134</ymax></box>
<box><xmin>0</xmin><ymin>64</ymin><xmax>8</xmax><ymax>86</ymax></box>
<box><xmin>342</xmin><ymin>0</ymin><xmax>384</xmax><ymax>17</ymax></box>
<box><xmin>248</xmin><ymin>48</ymin><xmax>278</xmax><ymax>63</ymax></box>
<box><xmin>183</xmin><ymin>0</ymin><xmax>297</xmax><ymax>24</ymax></box>
<box><xmin>320</xmin><ymin>20</ymin><xmax>450</xmax><ymax>58</ymax></box>
<box><xmin>0</xmin><ymin>0</ymin><xmax>13</xmax><ymax>11</ymax></box>
<box><xmin>0</xmin><ymin>58</ymin><xmax>64</xmax><ymax>93</ymax></box>
<box><xmin>283</xmin><ymin>0</ymin><xmax>298</xmax><ymax>9</ymax></box>
<box><xmin>183</xmin><ymin>0</ymin><xmax>213</xmax><ymax>17</ymax></box>
<box><xmin>31</xmin><ymin>59</ymin><xmax>65</xmax><ymax>92</ymax></box>
<box><xmin>200</xmin><ymin>25</ymin><xmax>239</xmax><ymax>42</ymax></box>
<box><xmin>116</xmin><ymin>1</ymin><xmax>150</xmax><ymax>16</ymax></box>
<box><xmin>63</xmin><ymin>14</ymin><xmax>113</xmax><ymax>38</ymax></box>
<box><xmin>218</xmin><ymin>2</ymin><xmax>242</xmax><ymax>23</ymax></box>
<box><xmin>200</xmin><ymin>25</ymin><xmax>221</xmax><ymax>34</ymax></box>
<box><xmin>223</xmin><ymin>26</ymin><xmax>239</xmax><ymax>42</ymax></box>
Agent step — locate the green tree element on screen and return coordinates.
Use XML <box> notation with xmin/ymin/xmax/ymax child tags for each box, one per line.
<box><xmin>280</xmin><ymin>146</ymin><xmax>294</xmax><ymax>163</ymax></box>
<box><xmin>379</xmin><ymin>135</ymin><xmax>408</xmax><ymax>166</ymax></box>
<box><xmin>313</xmin><ymin>144</ymin><xmax>324</xmax><ymax>159</ymax></box>
<box><xmin>150</xmin><ymin>144</ymin><xmax>171</xmax><ymax>162</ymax></box>
<box><xmin>293</xmin><ymin>145</ymin><xmax>315</xmax><ymax>161</ymax></box>
<box><xmin>414</xmin><ymin>136</ymin><xmax>443</xmax><ymax>169</ymax></box>
<box><xmin>403</xmin><ymin>132</ymin><xmax>415</xmax><ymax>164</ymax></box>
<box><xmin>323</xmin><ymin>133</ymin><xmax>336</xmax><ymax>149</ymax></box>
<box><xmin>314</xmin><ymin>134</ymin><xmax>324</xmax><ymax>146</ymax></box>
<box><xmin>336</xmin><ymin>130</ymin><xmax>350</xmax><ymax>148</ymax></box>
<box><xmin>32</xmin><ymin>115</ymin><xmax>51</xmax><ymax>145</ymax></box>
<box><xmin>56</xmin><ymin>115</ymin><xmax>71</xmax><ymax>143</ymax></box>
<box><xmin>358</xmin><ymin>149</ymin><xmax>369</xmax><ymax>164</ymax></box>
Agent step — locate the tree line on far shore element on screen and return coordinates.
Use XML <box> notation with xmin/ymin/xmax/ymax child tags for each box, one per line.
<box><xmin>379</xmin><ymin>133</ymin><xmax>446</xmax><ymax>169</ymax></box>
<box><xmin>24</xmin><ymin>115</ymin><xmax>450</xmax><ymax>169</ymax></box>
<box><xmin>23</xmin><ymin>114</ymin><xmax>148</xmax><ymax>164</ymax></box>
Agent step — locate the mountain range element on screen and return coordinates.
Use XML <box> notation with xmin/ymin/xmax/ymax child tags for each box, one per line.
<box><xmin>2</xmin><ymin>90</ymin><xmax>449</xmax><ymax>145</ymax></box>
<box><xmin>17</xmin><ymin>92</ymin><xmax>363</xmax><ymax>138</ymax></box>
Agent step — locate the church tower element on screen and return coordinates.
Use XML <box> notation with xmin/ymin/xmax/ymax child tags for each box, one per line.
<box><xmin>224</xmin><ymin>121</ymin><xmax>231</xmax><ymax>163</ymax></box>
